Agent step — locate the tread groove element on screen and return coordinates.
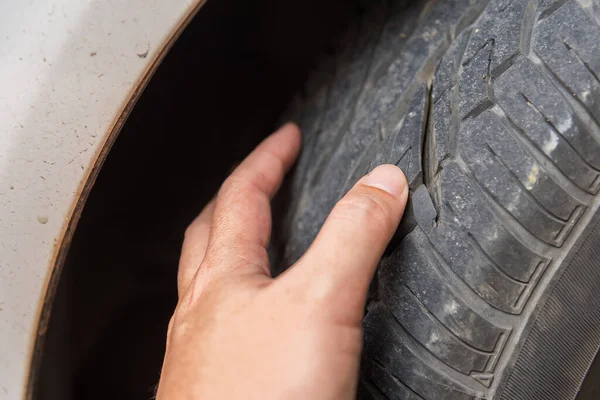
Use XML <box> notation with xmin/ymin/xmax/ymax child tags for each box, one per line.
<box><xmin>575</xmin><ymin>0</ymin><xmax>600</xmax><ymax>27</ymax></box>
<box><xmin>418</xmin><ymin>228</ymin><xmax>519</xmax><ymax>323</ymax></box>
<box><xmin>520</xmin><ymin>92</ymin><xmax>600</xmax><ymax>175</ymax></box>
<box><xmin>382</xmin><ymin>303</ymin><xmax>488</xmax><ymax>395</ymax></box>
<box><xmin>539</xmin><ymin>0</ymin><xmax>570</xmax><ymax>20</ymax></box>
<box><xmin>395</xmin><ymin>145</ymin><xmax>412</xmax><ymax>168</ymax></box>
<box><xmin>370</xmin><ymin>359</ymin><xmax>426</xmax><ymax>400</ymax></box>
<box><xmin>422</xmin><ymin>83</ymin><xmax>435</xmax><ymax>191</ymax></box>
<box><xmin>562</xmin><ymin>39</ymin><xmax>600</xmax><ymax>85</ymax></box>
<box><xmin>360</xmin><ymin>375</ymin><xmax>392</xmax><ymax>400</ymax></box>
<box><xmin>444</xmin><ymin>200</ymin><xmax>531</xmax><ymax>285</ymax></box>
<box><xmin>492</xmin><ymin>104</ymin><xmax>594</xmax><ymax>203</ymax></box>
<box><xmin>461</xmin><ymin>99</ymin><xmax>494</xmax><ymax>121</ymax></box>
<box><xmin>403</xmin><ymin>284</ymin><xmax>495</xmax><ymax>356</ymax></box>
<box><xmin>482</xmin><ymin>331</ymin><xmax>510</xmax><ymax>374</ymax></box>
<box><xmin>484</xmin><ymin>142</ymin><xmax>570</xmax><ymax>224</ymax></box>
<box><xmin>472</xmin><ymin>170</ymin><xmax>558</xmax><ymax>251</ymax></box>
<box><xmin>454</xmin><ymin>153</ymin><xmax>558</xmax><ymax>253</ymax></box>
<box><xmin>529</xmin><ymin>51</ymin><xmax>600</xmax><ymax>148</ymax></box>
<box><xmin>519</xmin><ymin>0</ymin><xmax>537</xmax><ymax>55</ymax></box>
<box><xmin>450</xmin><ymin>30</ymin><xmax>474</xmax><ymax>157</ymax></box>
<box><xmin>463</xmin><ymin>38</ymin><xmax>495</xmax><ymax>67</ymax></box>
<box><xmin>511</xmin><ymin>260</ymin><xmax>548</xmax><ymax>309</ymax></box>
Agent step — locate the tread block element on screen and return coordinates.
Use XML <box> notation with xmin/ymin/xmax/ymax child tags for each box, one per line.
<box><xmin>388</xmin><ymin>84</ymin><xmax>428</xmax><ymax>187</ymax></box>
<box><xmin>434</xmin><ymin>30</ymin><xmax>471</xmax><ymax>102</ymax></box>
<box><xmin>363</xmin><ymin>89</ymin><xmax>427</xmax><ymax>190</ymax></box>
<box><xmin>463</xmin><ymin>0</ymin><xmax>529</xmax><ymax>75</ymax></box>
<box><xmin>363</xmin><ymin>304</ymin><xmax>480</xmax><ymax>400</ymax></box>
<box><xmin>381</xmin><ymin>230</ymin><xmax>511</xmax><ymax>353</ymax></box>
<box><xmin>538</xmin><ymin>0</ymin><xmax>569</xmax><ymax>19</ymax></box>
<box><xmin>303</xmin><ymin>0</ymin><xmax>389</xmax><ymax>194</ymax></box>
<box><xmin>470</xmin><ymin>111</ymin><xmax>585</xmax><ymax>221</ymax></box>
<box><xmin>459</xmin><ymin>40</ymin><xmax>493</xmax><ymax>118</ymax></box>
<box><xmin>362</xmin><ymin>362</ymin><xmax>425</xmax><ymax>400</ymax></box>
<box><xmin>420</xmin><ymin>208</ymin><xmax>530</xmax><ymax>313</ymax></box>
<box><xmin>363</xmin><ymin>2</ymin><xmax>421</xmax><ymax>108</ymax></box>
<box><xmin>534</xmin><ymin>0</ymin><xmax>600</xmax><ymax>122</ymax></box>
<box><xmin>385</xmin><ymin>277</ymin><xmax>492</xmax><ymax>375</ymax></box>
<box><xmin>281</xmin><ymin>0</ymin><xmax>600</xmax><ymax>398</ymax></box>
<box><xmin>365</xmin><ymin>84</ymin><xmax>429</xmax><ymax>187</ymax></box>
<box><xmin>494</xmin><ymin>56</ymin><xmax>600</xmax><ymax>193</ymax></box>
<box><xmin>427</xmin><ymin>164</ymin><xmax>551</xmax><ymax>308</ymax></box>
<box><xmin>460</xmin><ymin>112</ymin><xmax>574</xmax><ymax>245</ymax></box>
<box><xmin>379</xmin><ymin>232</ymin><xmax>513</xmax><ymax>371</ymax></box>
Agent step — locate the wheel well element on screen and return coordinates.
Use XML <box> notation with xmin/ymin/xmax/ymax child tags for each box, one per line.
<box><xmin>34</xmin><ymin>0</ymin><xmax>356</xmax><ymax>398</ymax></box>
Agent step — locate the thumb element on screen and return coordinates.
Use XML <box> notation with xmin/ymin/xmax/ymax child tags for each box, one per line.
<box><xmin>289</xmin><ymin>164</ymin><xmax>408</xmax><ymax>321</ymax></box>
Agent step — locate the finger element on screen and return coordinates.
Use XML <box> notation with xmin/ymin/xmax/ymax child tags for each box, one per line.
<box><xmin>206</xmin><ymin>123</ymin><xmax>301</xmax><ymax>276</ymax></box>
<box><xmin>290</xmin><ymin>164</ymin><xmax>408</xmax><ymax>318</ymax></box>
<box><xmin>177</xmin><ymin>198</ymin><xmax>216</xmax><ymax>297</ymax></box>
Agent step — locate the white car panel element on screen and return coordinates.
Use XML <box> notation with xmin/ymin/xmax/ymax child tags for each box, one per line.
<box><xmin>0</xmin><ymin>0</ymin><xmax>203</xmax><ymax>397</ymax></box>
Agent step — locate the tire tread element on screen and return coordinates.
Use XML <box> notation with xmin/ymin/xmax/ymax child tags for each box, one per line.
<box><xmin>280</xmin><ymin>0</ymin><xmax>600</xmax><ymax>398</ymax></box>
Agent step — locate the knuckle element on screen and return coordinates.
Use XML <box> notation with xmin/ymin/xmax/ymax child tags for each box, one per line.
<box><xmin>306</xmin><ymin>274</ymin><xmax>337</xmax><ymax>304</ymax></box>
<box><xmin>220</xmin><ymin>175</ymin><xmax>262</xmax><ymax>204</ymax></box>
<box><xmin>183</xmin><ymin>221</ymin><xmax>203</xmax><ymax>239</ymax></box>
<box><xmin>261</xmin><ymin>150</ymin><xmax>286</xmax><ymax>180</ymax></box>
<box><xmin>183</xmin><ymin>224</ymin><xmax>194</xmax><ymax>240</ymax></box>
<box><xmin>333</xmin><ymin>191</ymin><xmax>395</xmax><ymax>232</ymax></box>
<box><xmin>219</xmin><ymin>174</ymin><xmax>244</xmax><ymax>197</ymax></box>
<box><xmin>166</xmin><ymin>315</ymin><xmax>177</xmax><ymax>338</ymax></box>
<box><xmin>221</xmin><ymin>153</ymin><xmax>284</xmax><ymax>198</ymax></box>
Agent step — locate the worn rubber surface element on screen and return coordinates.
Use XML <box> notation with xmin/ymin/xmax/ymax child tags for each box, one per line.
<box><xmin>276</xmin><ymin>0</ymin><xmax>600</xmax><ymax>398</ymax></box>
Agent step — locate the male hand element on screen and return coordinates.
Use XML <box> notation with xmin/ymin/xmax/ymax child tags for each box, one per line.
<box><xmin>157</xmin><ymin>123</ymin><xmax>408</xmax><ymax>399</ymax></box>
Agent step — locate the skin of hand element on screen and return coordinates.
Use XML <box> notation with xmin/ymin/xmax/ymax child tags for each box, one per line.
<box><xmin>156</xmin><ymin>123</ymin><xmax>409</xmax><ymax>400</ymax></box>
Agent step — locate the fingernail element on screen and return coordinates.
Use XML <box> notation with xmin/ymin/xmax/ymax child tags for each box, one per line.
<box><xmin>362</xmin><ymin>165</ymin><xmax>407</xmax><ymax>198</ymax></box>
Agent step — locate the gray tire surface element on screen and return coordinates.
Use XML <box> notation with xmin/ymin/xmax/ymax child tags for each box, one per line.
<box><xmin>276</xmin><ymin>0</ymin><xmax>600</xmax><ymax>398</ymax></box>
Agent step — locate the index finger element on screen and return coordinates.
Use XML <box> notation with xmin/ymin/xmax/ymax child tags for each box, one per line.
<box><xmin>204</xmin><ymin>123</ymin><xmax>301</xmax><ymax>277</ymax></box>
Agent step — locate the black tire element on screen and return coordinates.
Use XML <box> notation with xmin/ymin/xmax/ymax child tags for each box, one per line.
<box><xmin>275</xmin><ymin>0</ymin><xmax>600</xmax><ymax>398</ymax></box>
